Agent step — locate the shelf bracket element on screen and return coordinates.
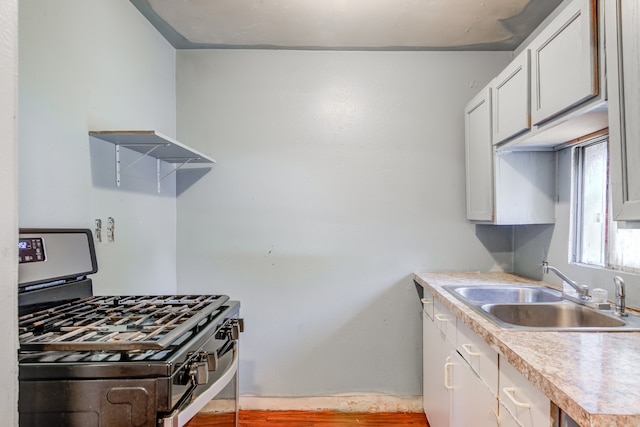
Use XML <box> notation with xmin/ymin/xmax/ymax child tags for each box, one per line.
<box><xmin>156</xmin><ymin>157</ymin><xmax>200</xmax><ymax>193</ymax></box>
<box><xmin>156</xmin><ymin>157</ymin><xmax>201</xmax><ymax>193</ymax></box>
<box><xmin>115</xmin><ymin>143</ymin><xmax>169</xmax><ymax>187</ymax></box>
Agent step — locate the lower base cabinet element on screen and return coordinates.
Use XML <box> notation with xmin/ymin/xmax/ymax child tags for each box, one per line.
<box><xmin>423</xmin><ymin>296</ymin><xmax>498</xmax><ymax>427</ymax></box>
<box><xmin>499</xmin><ymin>358</ymin><xmax>550</xmax><ymax>427</ymax></box>
<box><xmin>422</xmin><ymin>292</ymin><xmax>559</xmax><ymax>427</ymax></box>
<box><xmin>451</xmin><ymin>351</ymin><xmax>498</xmax><ymax>427</ymax></box>
<box><xmin>423</xmin><ymin>296</ymin><xmax>453</xmax><ymax>427</ymax></box>
<box><xmin>498</xmin><ymin>406</ymin><xmax>521</xmax><ymax>427</ymax></box>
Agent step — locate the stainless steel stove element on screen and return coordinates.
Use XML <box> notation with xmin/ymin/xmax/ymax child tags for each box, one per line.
<box><xmin>18</xmin><ymin>229</ymin><xmax>242</xmax><ymax>427</ymax></box>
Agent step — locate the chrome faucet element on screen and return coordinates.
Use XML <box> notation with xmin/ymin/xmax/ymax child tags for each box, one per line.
<box><xmin>542</xmin><ymin>261</ymin><xmax>590</xmax><ymax>300</ymax></box>
<box><xmin>613</xmin><ymin>276</ymin><xmax>628</xmax><ymax>317</ymax></box>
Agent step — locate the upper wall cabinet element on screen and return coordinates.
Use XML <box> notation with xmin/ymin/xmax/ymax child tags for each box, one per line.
<box><xmin>465</xmin><ymin>88</ymin><xmax>493</xmax><ymax>222</ymax></box>
<box><xmin>492</xmin><ymin>50</ymin><xmax>531</xmax><ymax>145</ymax></box>
<box><xmin>486</xmin><ymin>0</ymin><xmax>606</xmax><ymax>150</ymax></box>
<box><xmin>606</xmin><ymin>0</ymin><xmax>640</xmax><ymax>221</ymax></box>
<box><xmin>464</xmin><ymin>89</ymin><xmax>556</xmax><ymax>225</ymax></box>
<box><xmin>529</xmin><ymin>0</ymin><xmax>598</xmax><ymax>126</ymax></box>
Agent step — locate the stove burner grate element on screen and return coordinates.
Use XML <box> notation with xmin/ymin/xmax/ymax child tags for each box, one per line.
<box><xmin>19</xmin><ymin>295</ymin><xmax>228</xmax><ymax>351</ymax></box>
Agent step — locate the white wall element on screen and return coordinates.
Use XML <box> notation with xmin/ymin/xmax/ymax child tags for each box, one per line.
<box><xmin>175</xmin><ymin>50</ymin><xmax>511</xmax><ymax>398</ymax></box>
<box><xmin>0</xmin><ymin>0</ymin><xmax>19</xmax><ymax>424</ymax></box>
<box><xmin>19</xmin><ymin>0</ymin><xmax>179</xmax><ymax>295</ymax></box>
<box><xmin>514</xmin><ymin>149</ymin><xmax>640</xmax><ymax>310</ymax></box>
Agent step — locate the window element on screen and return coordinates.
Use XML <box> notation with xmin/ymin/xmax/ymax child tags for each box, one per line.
<box><xmin>573</xmin><ymin>137</ymin><xmax>640</xmax><ymax>273</ymax></box>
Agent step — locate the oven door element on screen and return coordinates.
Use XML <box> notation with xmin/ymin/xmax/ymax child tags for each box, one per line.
<box><xmin>160</xmin><ymin>335</ymin><xmax>239</xmax><ymax>427</ymax></box>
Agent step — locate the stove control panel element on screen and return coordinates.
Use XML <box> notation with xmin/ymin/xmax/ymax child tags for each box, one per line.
<box><xmin>18</xmin><ymin>238</ymin><xmax>46</xmax><ymax>264</ymax></box>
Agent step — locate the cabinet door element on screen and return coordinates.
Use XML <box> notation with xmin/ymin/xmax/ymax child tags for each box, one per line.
<box><xmin>456</xmin><ymin>320</ymin><xmax>498</xmax><ymax>396</ymax></box>
<box><xmin>530</xmin><ymin>0</ymin><xmax>597</xmax><ymax>125</ymax></box>
<box><xmin>423</xmin><ymin>311</ymin><xmax>452</xmax><ymax>427</ymax></box>
<box><xmin>492</xmin><ymin>50</ymin><xmax>531</xmax><ymax>144</ymax></box>
<box><xmin>422</xmin><ymin>288</ymin><xmax>434</xmax><ymax>321</ymax></box>
<box><xmin>606</xmin><ymin>0</ymin><xmax>640</xmax><ymax>220</ymax></box>
<box><xmin>499</xmin><ymin>358</ymin><xmax>550</xmax><ymax>427</ymax></box>
<box><xmin>451</xmin><ymin>351</ymin><xmax>498</xmax><ymax>427</ymax></box>
<box><xmin>465</xmin><ymin>88</ymin><xmax>494</xmax><ymax>221</ymax></box>
<box><xmin>498</xmin><ymin>404</ymin><xmax>522</xmax><ymax>427</ymax></box>
<box><xmin>434</xmin><ymin>299</ymin><xmax>456</xmax><ymax>348</ymax></box>
<box><xmin>494</xmin><ymin>151</ymin><xmax>556</xmax><ymax>225</ymax></box>
<box><xmin>423</xmin><ymin>299</ymin><xmax>437</xmax><ymax>416</ymax></box>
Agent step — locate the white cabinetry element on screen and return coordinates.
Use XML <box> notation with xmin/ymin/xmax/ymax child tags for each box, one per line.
<box><xmin>492</xmin><ymin>50</ymin><xmax>531</xmax><ymax>145</ymax></box>
<box><xmin>420</xmin><ymin>285</ymin><xmax>581</xmax><ymax>427</ymax></box>
<box><xmin>465</xmin><ymin>89</ymin><xmax>556</xmax><ymax>224</ymax></box>
<box><xmin>499</xmin><ymin>359</ymin><xmax>550</xmax><ymax>427</ymax></box>
<box><xmin>606</xmin><ymin>0</ymin><xmax>640</xmax><ymax>221</ymax></box>
<box><xmin>456</xmin><ymin>320</ymin><xmax>498</xmax><ymax>396</ymax></box>
<box><xmin>493</xmin><ymin>151</ymin><xmax>556</xmax><ymax>225</ymax></box>
<box><xmin>453</xmin><ymin>320</ymin><xmax>498</xmax><ymax>427</ymax></box>
<box><xmin>451</xmin><ymin>351</ymin><xmax>498</xmax><ymax>427</ymax></box>
<box><xmin>477</xmin><ymin>0</ymin><xmax>605</xmax><ymax>150</ymax></box>
<box><xmin>465</xmin><ymin>88</ymin><xmax>494</xmax><ymax>221</ymax></box>
<box><xmin>423</xmin><ymin>297</ymin><xmax>497</xmax><ymax>427</ymax></box>
<box><xmin>529</xmin><ymin>0</ymin><xmax>598</xmax><ymax>125</ymax></box>
<box><xmin>423</xmin><ymin>296</ymin><xmax>453</xmax><ymax>427</ymax></box>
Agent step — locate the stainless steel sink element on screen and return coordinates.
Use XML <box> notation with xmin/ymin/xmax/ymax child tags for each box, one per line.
<box><xmin>482</xmin><ymin>303</ymin><xmax>627</xmax><ymax>329</ymax></box>
<box><xmin>443</xmin><ymin>284</ymin><xmax>640</xmax><ymax>331</ymax></box>
<box><xmin>448</xmin><ymin>285</ymin><xmax>562</xmax><ymax>304</ymax></box>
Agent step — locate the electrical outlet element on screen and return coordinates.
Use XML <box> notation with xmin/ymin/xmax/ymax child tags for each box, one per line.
<box><xmin>107</xmin><ymin>217</ymin><xmax>115</xmax><ymax>242</ymax></box>
<box><xmin>95</xmin><ymin>219</ymin><xmax>102</xmax><ymax>243</ymax></box>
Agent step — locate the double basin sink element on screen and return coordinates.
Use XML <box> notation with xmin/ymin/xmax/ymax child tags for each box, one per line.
<box><xmin>444</xmin><ymin>284</ymin><xmax>640</xmax><ymax>331</ymax></box>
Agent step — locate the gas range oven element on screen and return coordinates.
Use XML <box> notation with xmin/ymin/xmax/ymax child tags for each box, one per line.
<box><xmin>18</xmin><ymin>229</ymin><xmax>243</xmax><ymax>427</ymax></box>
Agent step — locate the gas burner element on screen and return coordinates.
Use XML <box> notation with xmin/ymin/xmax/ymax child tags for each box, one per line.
<box><xmin>19</xmin><ymin>295</ymin><xmax>229</xmax><ymax>351</ymax></box>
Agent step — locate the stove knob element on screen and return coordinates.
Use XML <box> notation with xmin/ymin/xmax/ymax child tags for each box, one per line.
<box><xmin>232</xmin><ymin>318</ymin><xmax>245</xmax><ymax>337</ymax></box>
<box><xmin>215</xmin><ymin>326</ymin><xmax>230</xmax><ymax>340</ymax></box>
<box><xmin>215</xmin><ymin>318</ymin><xmax>245</xmax><ymax>340</ymax></box>
<box><xmin>207</xmin><ymin>351</ymin><xmax>219</xmax><ymax>371</ymax></box>
<box><xmin>229</xmin><ymin>324</ymin><xmax>240</xmax><ymax>340</ymax></box>
<box><xmin>189</xmin><ymin>360</ymin><xmax>209</xmax><ymax>385</ymax></box>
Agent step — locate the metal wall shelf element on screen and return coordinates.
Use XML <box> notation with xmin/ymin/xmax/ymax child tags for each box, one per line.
<box><xmin>89</xmin><ymin>130</ymin><xmax>215</xmax><ymax>192</ymax></box>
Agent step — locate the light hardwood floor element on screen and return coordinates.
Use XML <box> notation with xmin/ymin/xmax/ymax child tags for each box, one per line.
<box><xmin>186</xmin><ymin>410</ymin><xmax>430</xmax><ymax>426</ymax></box>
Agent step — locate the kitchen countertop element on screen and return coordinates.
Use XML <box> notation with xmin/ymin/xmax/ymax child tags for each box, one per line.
<box><xmin>414</xmin><ymin>271</ymin><xmax>640</xmax><ymax>427</ymax></box>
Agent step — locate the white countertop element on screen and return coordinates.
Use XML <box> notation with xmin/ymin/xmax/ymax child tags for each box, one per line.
<box><xmin>414</xmin><ymin>271</ymin><xmax>640</xmax><ymax>427</ymax></box>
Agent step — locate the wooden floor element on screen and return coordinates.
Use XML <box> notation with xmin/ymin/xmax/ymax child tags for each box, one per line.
<box><xmin>186</xmin><ymin>410</ymin><xmax>430</xmax><ymax>427</ymax></box>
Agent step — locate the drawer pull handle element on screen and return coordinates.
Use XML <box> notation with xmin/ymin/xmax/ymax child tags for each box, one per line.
<box><xmin>435</xmin><ymin>314</ymin><xmax>448</xmax><ymax>323</ymax></box>
<box><xmin>503</xmin><ymin>387</ymin><xmax>531</xmax><ymax>408</ymax></box>
<box><xmin>444</xmin><ymin>356</ymin><xmax>454</xmax><ymax>390</ymax></box>
<box><xmin>462</xmin><ymin>343</ymin><xmax>480</xmax><ymax>357</ymax></box>
<box><xmin>420</xmin><ymin>298</ymin><xmax>433</xmax><ymax>304</ymax></box>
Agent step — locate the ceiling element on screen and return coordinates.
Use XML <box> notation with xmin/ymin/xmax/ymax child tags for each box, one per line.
<box><xmin>130</xmin><ymin>0</ymin><xmax>564</xmax><ymax>51</ymax></box>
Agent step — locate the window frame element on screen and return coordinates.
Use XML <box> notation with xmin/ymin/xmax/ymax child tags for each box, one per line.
<box><xmin>571</xmin><ymin>134</ymin><xmax>640</xmax><ymax>274</ymax></box>
<box><xmin>572</xmin><ymin>136</ymin><xmax>609</xmax><ymax>267</ymax></box>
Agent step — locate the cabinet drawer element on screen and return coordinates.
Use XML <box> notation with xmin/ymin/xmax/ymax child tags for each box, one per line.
<box><xmin>498</xmin><ymin>404</ymin><xmax>522</xmax><ymax>427</ymax></box>
<box><xmin>433</xmin><ymin>299</ymin><xmax>455</xmax><ymax>348</ymax></box>
<box><xmin>456</xmin><ymin>320</ymin><xmax>498</xmax><ymax>396</ymax></box>
<box><xmin>421</xmin><ymin>289</ymin><xmax>434</xmax><ymax>321</ymax></box>
<box><xmin>499</xmin><ymin>359</ymin><xmax>550</xmax><ymax>427</ymax></box>
<box><xmin>452</xmin><ymin>351</ymin><xmax>499</xmax><ymax>427</ymax></box>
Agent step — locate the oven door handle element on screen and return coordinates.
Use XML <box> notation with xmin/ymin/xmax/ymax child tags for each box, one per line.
<box><xmin>160</xmin><ymin>341</ymin><xmax>239</xmax><ymax>427</ymax></box>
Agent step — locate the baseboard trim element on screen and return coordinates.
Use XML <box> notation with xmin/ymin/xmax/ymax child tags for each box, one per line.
<box><xmin>201</xmin><ymin>394</ymin><xmax>422</xmax><ymax>413</ymax></box>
